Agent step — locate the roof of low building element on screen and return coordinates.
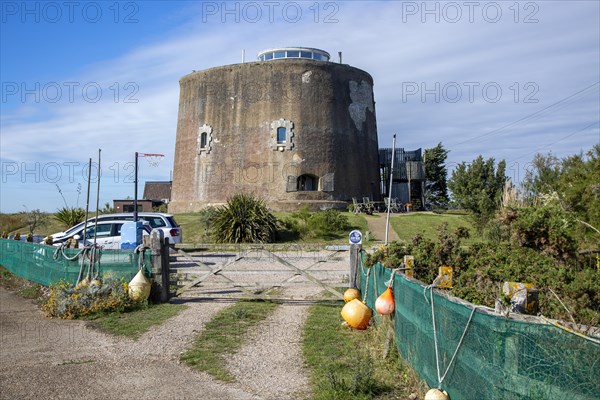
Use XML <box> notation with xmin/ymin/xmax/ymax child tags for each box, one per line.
<box><xmin>143</xmin><ymin>181</ymin><xmax>172</xmax><ymax>201</ymax></box>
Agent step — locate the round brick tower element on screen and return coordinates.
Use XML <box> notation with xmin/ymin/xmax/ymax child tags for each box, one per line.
<box><xmin>169</xmin><ymin>47</ymin><xmax>381</xmax><ymax>212</ymax></box>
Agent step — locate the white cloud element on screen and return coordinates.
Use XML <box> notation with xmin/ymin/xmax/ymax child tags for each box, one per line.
<box><xmin>1</xmin><ymin>1</ymin><xmax>598</xmax><ymax>212</ymax></box>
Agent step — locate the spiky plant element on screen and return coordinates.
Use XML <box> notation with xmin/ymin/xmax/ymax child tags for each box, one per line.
<box><xmin>54</xmin><ymin>207</ymin><xmax>86</xmax><ymax>228</ymax></box>
<box><xmin>211</xmin><ymin>194</ymin><xmax>277</xmax><ymax>243</ymax></box>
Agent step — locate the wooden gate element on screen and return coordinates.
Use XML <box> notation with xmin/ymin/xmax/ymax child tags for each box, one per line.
<box><xmin>170</xmin><ymin>244</ymin><xmax>349</xmax><ymax>301</ymax></box>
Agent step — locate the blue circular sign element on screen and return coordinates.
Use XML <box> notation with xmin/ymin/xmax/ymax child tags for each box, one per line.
<box><xmin>349</xmin><ymin>230</ymin><xmax>362</xmax><ymax>245</ymax></box>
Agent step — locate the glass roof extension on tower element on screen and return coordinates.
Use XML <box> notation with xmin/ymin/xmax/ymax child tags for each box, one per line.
<box><xmin>257</xmin><ymin>47</ymin><xmax>331</xmax><ymax>62</ymax></box>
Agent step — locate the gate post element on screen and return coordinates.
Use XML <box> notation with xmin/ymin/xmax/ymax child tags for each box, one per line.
<box><xmin>150</xmin><ymin>230</ymin><xmax>170</xmax><ymax>302</ymax></box>
<box><xmin>349</xmin><ymin>244</ymin><xmax>362</xmax><ymax>289</ymax></box>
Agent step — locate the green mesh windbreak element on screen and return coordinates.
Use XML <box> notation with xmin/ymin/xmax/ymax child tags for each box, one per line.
<box><xmin>360</xmin><ymin>261</ymin><xmax>600</xmax><ymax>400</ymax></box>
<box><xmin>0</xmin><ymin>239</ymin><xmax>151</xmax><ymax>286</ymax></box>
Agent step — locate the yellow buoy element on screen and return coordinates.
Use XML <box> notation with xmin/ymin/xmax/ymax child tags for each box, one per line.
<box><xmin>343</xmin><ymin>288</ymin><xmax>361</xmax><ymax>303</ymax></box>
<box><xmin>341</xmin><ymin>299</ymin><xmax>372</xmax><ymax>330</ymax></box>
<box><xmin>128</xmin><ymin>269</ymin><xmax>151</xmax><ymax>301</ymax></box>
<box><xmin>424</xmin><ymin>388</ymin><xmax>449</xmax><ymax>400</ymax></box>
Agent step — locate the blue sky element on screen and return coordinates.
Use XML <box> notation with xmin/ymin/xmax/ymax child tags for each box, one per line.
<box><xmin>1</xmin><ymin>0</ymin><xmax>599</xmax><ymax>213</ymax></box>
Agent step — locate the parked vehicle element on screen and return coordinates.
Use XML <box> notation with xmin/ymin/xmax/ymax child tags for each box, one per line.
<box><xmin>51</xmin><ymin>220</ymin><xmax>152</xmax><ymax>250</ymax></box>
<box><xmin>50</xmin><ymin>213</ymin><xmax>182</xmax><ymax>245</ymax></box>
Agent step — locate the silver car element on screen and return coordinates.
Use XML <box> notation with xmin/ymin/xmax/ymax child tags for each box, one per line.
<box><xmin>51</xmin><ymin>212</ymin><xmax>182</xmax><ymax>245</ymax></box>
<box><xmin>52</xmin><ymin>220</ymin><xmax>152</xmax><ymax>250</ymax></box>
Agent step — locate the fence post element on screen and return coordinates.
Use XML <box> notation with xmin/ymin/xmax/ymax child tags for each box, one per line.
<box><xmin>350</xmin><ymin>244</ymin><xmax>362</xmax><ymax>289</ymax></box>
<box><xmin>160</xmin><ymin>237</ymin><xmax>170</xmax><ymax>301</ymax></box>
<box><xmin>150</xmin><ymin>230</ymin><xmax>170</xmax><ymax>303</ymax></box>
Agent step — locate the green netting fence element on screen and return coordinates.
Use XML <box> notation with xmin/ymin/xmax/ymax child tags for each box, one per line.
<box><xmin>359</xmin><ymin>260</ymin><xmax>600</xmax><ymax>400</ymax></box>
<box><xmin>0</xmin><ymin>239</ymin><xmax>151</xmax><ymax>286</ymax></box>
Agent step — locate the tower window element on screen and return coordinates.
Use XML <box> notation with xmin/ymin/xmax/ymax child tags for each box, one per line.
<box><xmin>197</xmin><ymin>123</ymin><xmax>213</xmax><ymax>155</ymax></box>
<box><xmin>297</xmin><ymin>174</ymin><xmax>318</xmax><ymax>191</ymax></box>
<box><xmin>277</xmin><ymin>127</ymin><xmax>286</xmax><ymax>144</ymax></box>
<box><xmin>270</xmin><ymin>119</ymin><xmax>294</xmax><ymax>151</ymax></box>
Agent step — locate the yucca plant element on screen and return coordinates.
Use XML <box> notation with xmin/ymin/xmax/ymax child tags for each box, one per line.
<box><xmin>211</xmin><ymin>194</ymin><xmax>277</xmax><ymax>243</ymax></box>
<box><xmin>54</xmin><ymin>207</ymin><xmax>86</xmax><ymax>228</ymax></box>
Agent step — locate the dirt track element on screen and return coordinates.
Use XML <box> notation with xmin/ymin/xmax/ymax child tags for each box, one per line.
<box><xmin>1</xmin><ymin>248</ymin><xmax>350</xmax><ymax>399</ymax></box>
<box><xmin>0</xmin><ymin>287</ymin><xmax>263</xmax><ymax>400</ymax></box>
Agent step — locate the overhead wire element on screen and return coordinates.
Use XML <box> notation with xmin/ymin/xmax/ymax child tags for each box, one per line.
<box><xmin>507</xmin><ymin>120</ymin><xmax>599</xmax><ymax>163</ymax></box>
<box><xmin>451</xmin><ymin>81</ymin><xmax>599</xmax><ymax>147</ymax></box>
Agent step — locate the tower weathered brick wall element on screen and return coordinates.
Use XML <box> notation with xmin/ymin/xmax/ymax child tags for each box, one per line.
<box><xmin>170</xmin><ymin>48</ymin><xmax>381</xmax><ymax>212</ymax></box>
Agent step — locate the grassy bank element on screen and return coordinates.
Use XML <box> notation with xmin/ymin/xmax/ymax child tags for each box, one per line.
<box><xmin>0</xmin><ymin>212</ymin><xmax>65</xmax><ymax>237</ymax></box>
<box><xmin>88</xmin><ymin>303</ymin><xmax>188</xmax><ymax>339</ymax></box>
<box><xmin>390</xmin><ymin>212</ymin><xmax>478</xmax><ymax>245</ymax></box>
<box><xmin>0</xmin><ymin>265</ymin><xmax>44</xmax><ymax>299</ymax></box>
<box><xmin>303</xmin><ymin>303</ymin><xmax>428</xmax><ymax>399</ymax></box>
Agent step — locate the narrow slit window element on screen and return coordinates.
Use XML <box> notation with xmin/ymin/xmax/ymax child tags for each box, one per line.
<box><xmin>200</xmin><ymin>132</ymin><xmax>208</xmax><ymax>149</ymax></box>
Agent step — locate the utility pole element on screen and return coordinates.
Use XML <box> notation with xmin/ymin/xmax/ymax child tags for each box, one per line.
<box><xmin>134</xmin><ymin>152</ymin><xmax>139</xmax><ymax>222</ymax></box>
<box><xmin>385</xmin><ymin>134</ymin><xmax>396</xmax><ymax>245</ymax></box>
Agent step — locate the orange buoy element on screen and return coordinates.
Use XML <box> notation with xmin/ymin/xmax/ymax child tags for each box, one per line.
<box><xmin>343</xmin><ymin>288</ymin><xmax>361</xmax><ymax>303</ymax></box>
<box><xmin>375</xmin><ymin>287</ymin><xmax>395</xmax><ymax>315</ymax></box>
<box><xmin>424</xmin><ymin>388</ymin><xmax>449</xmax><ymax>400</ymax></box>
<box><xmin>128</xmin><ymin>269</ymin><xmax>151</xmax><ymax>301</ymax></box>
<box><xmin>341</xmin><ymin>299</ymin><xmax>372</xmax><ymax>330</ymax></box>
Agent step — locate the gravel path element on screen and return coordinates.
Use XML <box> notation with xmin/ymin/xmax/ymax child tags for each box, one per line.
<box><xmin>227</xmin><ymin>288</ymin><xmax>318</xmax><ymax>400</ymax></box>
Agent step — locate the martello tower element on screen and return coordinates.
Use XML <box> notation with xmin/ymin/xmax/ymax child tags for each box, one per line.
<box><xmin>169</xmin><ymin>47</ymin><xmax>381</xmax><ymax>212</ymax></box>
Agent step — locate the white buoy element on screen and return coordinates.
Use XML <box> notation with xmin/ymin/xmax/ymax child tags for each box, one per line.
<box><xmin>128</xmin><ymin>269</ymin><xmax>151</xmax><ymax>301</ymax></box>
<box><xmin>424</xmin><ymin>388</ymin><xmax>449</xmax><ymax>400</ymax></box>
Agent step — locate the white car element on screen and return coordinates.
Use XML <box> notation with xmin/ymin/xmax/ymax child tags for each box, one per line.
<box><xmin>52</xmin><ymin>220</ymin><xmax>152</xmax><ymax>250</ymax></box>
<box><xmin>51</xmin><ymin>212</ymin><xmax>182</xmax><ymax>245</ymax></box>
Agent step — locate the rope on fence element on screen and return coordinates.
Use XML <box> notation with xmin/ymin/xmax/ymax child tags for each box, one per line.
<box><xmin>425</xmin><ymin>281</ymin><xmax>478</xmax><ymax>389</ymax></box>
<box><xmin>385</xmin><ymin>268</ymin><xmax>399</xmax><ymax>288</ymax></box>
<box><xmin>362</xmin><ymin>266</ymin><xmax>372</xmax><ymax>303</ymax></box>
<box><xmin>52</xmin><ymin>242</ymin><xmax>101</xmax><ymax>284</ymax></box>
<box><xmin>134</xmin><ymin>245</ymin><xmax>147</xmax><ymax>273</ymax></box>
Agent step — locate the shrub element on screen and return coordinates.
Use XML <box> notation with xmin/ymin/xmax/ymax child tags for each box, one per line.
<box><xmin>364</xmin><ymin>220</ymin><xmax>598</xmax><ymax>326</ymax></box>
<box><xmin>211</xmin><ymin>194</ymin><xmax>277</xmax><ymax>243</ymax></box>
<box><xmin>307</xmin><ymin>209</ymin><xmax>350</xmax><ymax>238</ymax></box>
<box><xmin>276</xmin><ymin>217</ymin><xmax>304</xmax><ymax>241</ymax></box>
<box><xmin>198</xmin><ymin>206</ymin><xmax>218</xmax><ymax>235</ymax></box>
<box><xmin>152</xmin><ymin>204</ymin><xmax>168</xmax><ymax>213</ymax></box>
<box><xmin>55</xmin><ymin>207</ymin><xmax>86</xmax><ymax>228</ymax></box>
<box><xmin>291</xmin><ymin>205</ymin><xmax>312</xmax><ymax>223</ymax></box>
<box><xmin>42</xmin><ymin>275</ymin><xmax>146</xmax><ymax>319</ymax></box>
<box><xmin>499</xmin><ymin>205</ymin><xmax>578</xmax><ymax>260</ymax></box>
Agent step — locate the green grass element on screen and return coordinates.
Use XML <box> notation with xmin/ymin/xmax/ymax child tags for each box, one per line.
<box><xmin>303</xmin><ymin>303</ymin><xmax>428</xmax><ymax>399</ymax></box>
<box><xmin>180</xmin><ymin>300</ymin><xmax>279</xmax><ymax>381</ymax></box>
<box><xmin>174</xmin><ymin>211</ymin><xmax>371</xmax><ymax>245</ymax></box>
<box><xmin>88</xmin><ymin>303</ymin><xmax>188</xmax><ymax>339</ymax></box>
<box><xmin>390</xmin><ymin>212</ymin><xmax>479</xmax><ymax>245</ymax></box>
<box><xmin>345</xmin><ymin>212</ymin><xmax>370</xmax><ymax>239</ymax></box>
<box><xmin>173</xmin><ymin>212</ymin><xmax>209</xmax><ymax>244</ymax></box>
